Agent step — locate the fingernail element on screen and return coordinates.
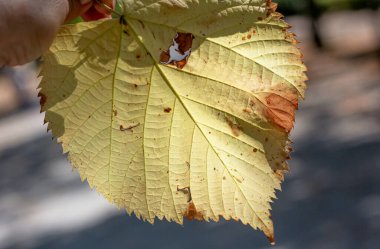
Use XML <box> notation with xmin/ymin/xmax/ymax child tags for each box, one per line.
<box><xmin>80</xmin><ymin>0</ymin><xmax>92</xmax><ymax>5</ymax></box>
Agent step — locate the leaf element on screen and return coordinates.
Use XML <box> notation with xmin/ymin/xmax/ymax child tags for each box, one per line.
<box><xmin>39</xmin><ymin>0</ymin><xmax>307</xmax><ymax>242</ymax></box>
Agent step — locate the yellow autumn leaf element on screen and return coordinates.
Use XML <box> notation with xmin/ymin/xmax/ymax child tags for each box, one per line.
<box><xmin>39</xmin><ymin>0</ymin><xmax>307</xmax><ymax>242</ymax></box>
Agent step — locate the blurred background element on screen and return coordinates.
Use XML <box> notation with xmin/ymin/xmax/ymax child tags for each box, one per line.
<box><xmin>1</xmin><ymin>0</ymin><xmax>380</xmax><ymax>248</ymax></box>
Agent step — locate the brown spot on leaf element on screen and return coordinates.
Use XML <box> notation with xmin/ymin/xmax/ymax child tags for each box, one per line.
<box><xmin>113</xmin><ymin>109</ymin><xmax>118</xmax><ymax>116</ymax></box>
<box><xmin>266</xmin><ymin>0</ymin><xmax>278</xmax><ymax>17</ymax></box>
<box><xmin>120</xmin><ymin>123</ymin><xmax>140</xmax><ymax>131</ymax></box>
<box><xmin>136</xmin><ymin>54</ymin><xmax>141</xmax><ymax>59</ymax></box>
<box><xmin>274</xmin><ymin>169</ymin><xmax>285</xmax><ymax>180</ymax></box>
<box><xmin>164</xmin><ymin>107</ymin><xmax>172</xmax><ymax>113</ymax></box>
<box><xmin>176</xmin><ymin>60</ymin><xmax>188</xmax><ymax>69</ymax></box>
<box><xmin>159</xmin><ymin>32</ymin><xmax>194</xmax><ymax>69</ymax></box>
<box><xmin>176</xmin><ymin>33</ymin><xmax>194</xmax><ymax>54</ymax></box>
<box><xmin>285</xmin><ymin>32</ymin><xmax>297</xmax><ymax>43</ymax></box>
<box><xmin>225</xmin><ymin>117</ymin><xmax>242</xmax><ymax>137</ymax></box>
<box><xmin>242</xmin><ymin>36</ymin><xmax>246</xmax><ymax>41</ymax></box>
<box><xmin>247</xmin><ymin>34</ymin><xmax>252</xmax><ymax>39</ymax></box>
<box><xmin>160</xmin><ymin>51</ymin><xmax>171</xmax><ymax>63</ymax></box>
<box><xmin>38</xmin><ymin>92</ymin><xmax>47</xmax><ymax>107</ymax></box>
<box><xmin>261</xmin><ymin>92</ymin><xmax>298</xmax><ymax>133</ymax></box>
<box><xmin>184</xmin><ymin>201</ymin><xmax>203</xmax><ymax>221</ymax></box>
<box><xmin>253</xmin><ymin>148</ymin><xmax>258</xmax><ymax>153</ymax></box>
<box><xmin>249</xmin><ymin>99</ymin><xmax>256</xmax><ymax>107</ymax></box>
<box><xmin>177</xmin><ymin>186</ymin><xmax>189</xmax><ymax>195</ymax></box>
<box><xmin>243</xmin><ymin>108</ymin><xmax>252</xmax><ymax>114</ymax></box>
<box><xmin>267</xmin><ymin>231</ymin><xmax>276</xmax><ymax>245</ymax></box>
<box><xmin>178</xmin><ymin>185</ymin><xmax>192</xmax><ymax>202</ymax></box>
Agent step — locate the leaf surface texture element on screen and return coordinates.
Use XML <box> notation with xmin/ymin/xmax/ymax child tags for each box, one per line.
<box><xmin>40</xmin><ymin>0</ymin><xmax>307</xmax><ymax>241</ymax></box>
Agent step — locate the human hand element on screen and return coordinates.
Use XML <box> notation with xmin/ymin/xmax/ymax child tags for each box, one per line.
<box><xmin>0</xmin><ymin>0</ymin><xmax>115</xmax><ymax>67</ymax></box>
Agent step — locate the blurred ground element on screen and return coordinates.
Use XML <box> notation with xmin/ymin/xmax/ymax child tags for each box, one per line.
<box><xmin>0</xmin><ymin>10</ymin><xmax>380</xmax><ymax>249</ymax></box>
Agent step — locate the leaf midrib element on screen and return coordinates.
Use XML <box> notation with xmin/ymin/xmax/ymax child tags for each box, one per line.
<box><xmin>125</xmin><ymin>17</ymin><xmax>272</xmax><ymax>232</ymax></box>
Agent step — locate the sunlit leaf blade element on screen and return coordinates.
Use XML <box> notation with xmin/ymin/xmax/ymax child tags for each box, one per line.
<box><xmin>39</xmin><ymin>0</ymin><xmax>307</xmax><ymax>242</ymax></box>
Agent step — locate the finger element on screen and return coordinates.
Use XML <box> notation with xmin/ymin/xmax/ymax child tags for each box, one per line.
<box><xmin>65</xmin><ymin>0</ymin><xmax>92</xmax><ymax>23</ymax></box>
<box><xmin>81</xmin><ymin>0</ymin><xmax>116</xmax><ymax>21</ymax></box>
<box><xmin>94</xmin><ymin>0</ymin><xmax>115</xmax><ymax>15</ymax></box>
<box><xmin>81</xmin><ymin>6</ymin><xmax>108</xmax><ymax>21</ymax></box>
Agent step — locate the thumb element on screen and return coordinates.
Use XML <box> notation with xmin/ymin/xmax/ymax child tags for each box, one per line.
<box><xmin>65</xmin><ymin>0</ymin><xmax>92</xmax><ymax>23</ymax></box>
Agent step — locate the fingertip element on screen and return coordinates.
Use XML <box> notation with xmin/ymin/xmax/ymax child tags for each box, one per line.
<box><xmin>82</xmin><ymin>0</ymin><xmax>115</xmax><ymax>21</ymax></box>
<box><xmin>65</xmin><ymin>0</ymin><xmax>92</xmax><ymax>23</ymax></box>
<box><xmin>81</xmin><ymin>6</ymin><xmax>110</xmax><ymax>21</ymax></box>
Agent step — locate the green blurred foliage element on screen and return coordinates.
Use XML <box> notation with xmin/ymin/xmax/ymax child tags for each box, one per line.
<box><xmin>68</xmin><ymin>17</ymin><xmax>83</xmax><ymax>24</ymax></box>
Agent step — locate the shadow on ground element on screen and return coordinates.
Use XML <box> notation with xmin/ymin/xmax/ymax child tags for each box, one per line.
<box><xmin>0</xmin><ymin>135</ymin><xmax>82</xmax><ymax>197</ymax></box>
<box><xmin>13</xmin><ymin>133</ymin><xmax>380</xmax><ymax>249</ymax></box>
<box><xmin>3</xmin><ymin>128</ymin><xmax>379</xmax><ymax>249</ymax></box>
